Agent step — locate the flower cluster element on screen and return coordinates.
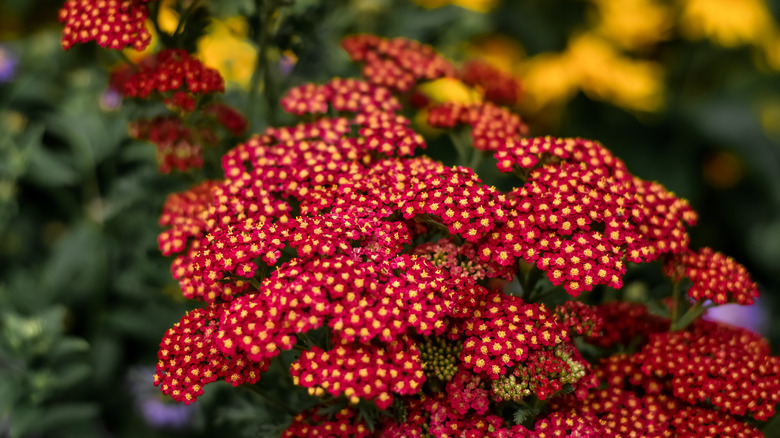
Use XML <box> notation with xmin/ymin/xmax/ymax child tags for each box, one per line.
<box><xmin>458</xmin><ymin>60</ymin><xmax>523</xmax><ymax>106</ymax></box>
<box><xmin>664</xmin><ymin>246</ymin><xmax>759</xmax><ymax>305</ymax></box>
<box><xmin>552</xmin><ymin>335</ymin><xmax>771</xmax><ymax>438</ymax></box>
<box><xmin>59</xmin><ymin>0</ymin><xmax>154</xmax><ymax>51</ymax></box>
<box><xmin>341</xmin><ymin>34</ymin><xmax>456</xmax><ymax>92</ymax></box>
<box><xmin>550</xmin><ymin>319</ymin><xmax>779</xmax><ymax>436</ymax></box>
<box><xmin>290</xmin><ymin>337</ymin><xmax>425</xmax><ymax>409</ymax></box>
<box><xmin>491</xmin><ymin>344</ymin><xmax>593</xmax><ymax>402</ymax></box>
<box><xmin>154</xmin><ymin>303</ymin><xmax>267</xmax><ymax>404</ymax></box>
<box><xmin>585</xmin><ymin>301</ymin><xmax>669</xmax><ymax>348</ymax></box>
<box><xmin>143</xmin><ymin>32</ymin><xmax>777</xmax><ymax>438</ymax></box>
<box><xmin>121</xmin><ymin>49</ymin><xmax>225</xmax><ymax>111</ymax></box>
<box><xmin>111</xmin><ymin>48</ymin><xmax>245</xmax><ymax>172</ymax></box>
<box><xmin>283</xmin><ymin>408</ymin><xmax>371</xmax><ymax>438</ymax></box>
<box><xmin>419</xmin><ymin>337</ymin><xmax>462</xmax><ymax>382</ymax></box>
<box><xmin>459</xmin><ymin>293</ymin><xmax>566</xmax><ymax>378</ymax></box>
<box><xmin>129</xmin><ymin>117</ymin><xmax>204</xmax><ymax>173</ymax></box>
<box><xmin>553</xmin><ymin>300</ymin><xmax>603</xmax><ymax>337</ymax></box>
<box><xmin>482</xmin><ymin>162</ymin><xmax>695</xmax><ymax>295</ymax></box>
<box><xmin>427</xmin><ymin>101</ymin><xmax>529</xmax><ymax>152</ymax></box>
<box><xmin>280</xmin><ymin>77</ymin><xmax>401</xmax><ymax>115</ymax></box>
<box><xmin>634</xmin><ymin>320</ymin><xmax>780</xmax><ymax>420</ymax></box>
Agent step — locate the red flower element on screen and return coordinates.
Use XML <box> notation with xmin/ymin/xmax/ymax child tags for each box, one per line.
<box><xmin>459</xmin><ymin>60</ymin><xmax>523</xmax><ymax>106</ymax></box>
<box><xmin>129</xmin><ymin>117</ymin><xmax>203</xmax><ymax>173</ymax></box>
<box><xmin>154</xmin><ymin>303</ymin><xmax>268</xmax><ymax>404</ymax></box>
<box><xmin>122</xmin><ymin>49</ymin><xmax>224</xmax><ymax>111</ymax></box>
<box><xmin>664</xmin><ymin>247</ymin><xmax>759</xmax><ymax>305</ymax></box>
<box><xmin>290</xmin><ymin>336</ymin><xmax>425</xmax><ymax>409</ymax></box>
<box><xmin>341</xmin><ymin>35</ymin><xmax>456</xmax><ymax>92</ymax></box>
<box><xmin>59</xmin><ymin>0</ymin><xmax>155</xmax><ymax>51</ymax></box>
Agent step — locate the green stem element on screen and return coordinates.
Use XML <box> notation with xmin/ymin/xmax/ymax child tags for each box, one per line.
<box><xmin>247</xmin><ymin>0</ymin><xmax>282</xmax><ymax>130</ymax></box>
<box><xmin>172</xmin><ymin>0</ymin><xmax>202</xmax><ymax>37</ymax></box>
<box><xmin>151</xmin><ymin>1</ymin><xmax>165</xmax><ymax>41</ymax></box>
<box><xmin>248</xmin><ymin>276</ymin><xmax>262</xmax><ymax>290</ymax></box>
<box><xmin>241</xmin><ymin>384</ymin><xmax>297</xmax><ymax>415</ymax></box>
<box><xmin>468</xmin><ymin>148</ymin><xmax>484</xmax><ymax>170</ymax></box>
<box><xmin>298</xmin><ymin>332</ymin><xmax>317</xmax><ymax>349</ymax></box>
<box><xmin>671</xmin><ymin>300</ymin><xmax>706</xmax><ymax>331</ymax></box>
<box><xmin>519</xmin><ymin>262</ymin><xmax>543</xmax><ymax>301</ymax></box>
<box><xmin>669</xmin><ymin>281</ymin><xmax>682</xmax><ymax>329</ymax></box>
<box><xmin>448</xmin><ymin>130</ymin><xmax>472</xmax><ymax>168</ymax></box>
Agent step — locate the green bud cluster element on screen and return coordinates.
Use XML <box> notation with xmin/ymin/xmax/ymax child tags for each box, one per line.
<box><xmin>492</xmin><ymin>373</ymin><xmax>533</xmax><ymax>402</ymax></box>
<box><xmin>491</xmin><ymin>345</ymin><xmax>587</xmax><ymax>402</ymax></box>
<box><xmin>419</xmin><ymin>337</ymin><xmax>462</xmax><ymax>382</ymax></box>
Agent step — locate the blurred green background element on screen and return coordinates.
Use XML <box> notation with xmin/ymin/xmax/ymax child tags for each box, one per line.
<box><xmin>1</xmin><ymin>0</ymin><xmax>779</xmax><ymax>436</ymax></box>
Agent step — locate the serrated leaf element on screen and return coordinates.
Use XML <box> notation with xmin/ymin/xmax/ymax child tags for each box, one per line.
<box><xmin>513</xmin><ymin>405</ymin><xmax>541</xmax><ymax>426</ymax></box>
<box><xmin>513</xmin><ymin>407</ymin><xmax>531</xmax><ymax>425</ymax></box>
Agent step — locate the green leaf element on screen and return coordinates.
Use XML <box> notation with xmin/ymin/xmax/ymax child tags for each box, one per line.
<box><xmin>52</xmin><ymin>363</ymin><xmax>93</xmax><ymax>391</ymax></box>
<box><xmin>1</xmin><ymin>307</ymin><xmax>66</xmax><ymax>357</ymax></box>
<box><xmin>513</xmin><ymin>404</ymin><xmax>541</xmax><ymax>426</ymax></box>
<box><xmin>48</xmin><ymin>337</ymin><xmax>90</xmax><ymax>359</ymax></box>
<box><xmin>41</xmin><ymin>221</ymin><xmax>106</xmax><ymax>303</ymax></box>
<box><xmin>0</xmin><ymin>369</ymin><xmax>25</xmax><ymax>412</ymax></box>
<box><xmin>25</xmin><ymin>403</ymin><xmax>99</xmax><ymax>436</ymax></box>
<box><xmin>644</xmin><ymin>298</ymin><xmax>671</xmax><ymax>318</ymax></box>
<box><xmin>7</xmin><ymin>406</ymin><xmax>40</xmax><ymax>438</ymax></box>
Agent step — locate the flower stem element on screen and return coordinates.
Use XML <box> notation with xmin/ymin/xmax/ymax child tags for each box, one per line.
<box><xmin>670</xmin><ymin>280</ymin><xmax>682</xmax><ymax>329</ymax></box>
<box><xmin>172</xmin><ymin>0</ymin><xmax>202</xmax><ymax>38</ymax></box>
<box><xmin>448</xmin><ymin>130</ymin><xmax>473</xmax><ymax>168</ymax></box>
<box><xmin>671</xmin><ymin>300</ymin><xmax>705</xmax><ymax>331</ymax></box>
<box><xmin>247</xmin><ymin>0</ymin><xmax>282</xmax><ymax>131</ymax></box>
<box><xmin>241</xmin><ymin>384</ymin><xmax>297</xmax><ymax>415</ymax></box>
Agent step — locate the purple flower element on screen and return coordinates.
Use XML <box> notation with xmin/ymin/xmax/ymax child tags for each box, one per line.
<box><xmin>279</xmin><ymin>51</ymin><xmax>297</xmax><ymax>76</ymax></box>
<box><xmin>126</xmin><ymin>366</ymin><xmax>197</xmax><ymax>430</ymax></box>
<box><xmin>704</xmin><ymin>298</ymin><xmax>769</xmax><ymax>336</ymax></box>
<box><xmin>100</xmin><ymin>89</ymin><xmax>123</xmax><ymax>111</ymax></box>
<box><xmin>0</xmin><ymin>45</ymin><xmax>18</xmax><ymax>82</ymax></box>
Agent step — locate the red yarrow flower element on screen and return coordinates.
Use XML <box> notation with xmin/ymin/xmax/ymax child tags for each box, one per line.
<box><xmin>59</xmin><ymin>0</ymin><xmax>155</xmax><ymax>51</ymax></box>
<box><xmin>341</xmin><ymin>34</ymin><xmax>456</xmax><ymax>92</ymax></box>
<box><xmin>122</xmin><ymin>49</ymin><xmax>225</xmax><ymax>111</ymax></box>
<box><xmin>663</xmin><ymin>246</ymin><xmax>759</xmax><ymax>305</ymax></box>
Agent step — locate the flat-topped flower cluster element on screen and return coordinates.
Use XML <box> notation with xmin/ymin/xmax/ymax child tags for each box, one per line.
<box><xmin>56</xmin><ymin>7</ymin><xmax>777</xmax><ymax>435</ymax></box>
<box><xmin>150</xmin><ymin>36</ymin><xmax>775</xmax><ymax>436</ymax></box>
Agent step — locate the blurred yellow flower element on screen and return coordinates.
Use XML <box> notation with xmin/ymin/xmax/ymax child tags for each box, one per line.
<box><xmin>679</xmin><ymin>0</ymin><xmax>776</xmax><ymax>47</ymax></box>
<box><xmin>517</xmin><ymin>53</ymin><xmax>578</xmax><ymax>111</ymax></box>
<box><xmin>518</xmin><ymin>33</ymin><xmax>663</xmax><ymax>112</ymax></box>
<box><xmin>568</xmin><ymin>33</ymin><xmax>664</xmax><ymax>112</ymax></box>
<box><xmin>761</xmin><ymin>33</ymin><xmax>780</xmax><ymax>70</ymax></box>
<box><xmin>759</xmin><ymin>100</ymin><xmax>780</xmax><ymax>140</ymax></box>
<box><xmin>413</xmin><ymin>0</ymin><xmax>498</xmax><ymax>13</ymax></box>
<box><xmin>157</xmin><ymin>0</ymin><xmax>180</xmax><ymax>35</ymax></box>
<box><xmin>465</xmin><ymin>35</ymin><xmax>525</xmax><ymax>73</ymax></box>
<box><xmin>588</xmin><ymin>0</ymin><xmax>673</xmax><ymax>50</ymax></box>
<box><xmin>196</xmin><ymin>18</ymin><xmax>257</xmax><ymax>89</ymax></box>
<box><xmin>418</xmin><ymin>77</ymin><xmax>482</xmax><ymax>104</ymax></box>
